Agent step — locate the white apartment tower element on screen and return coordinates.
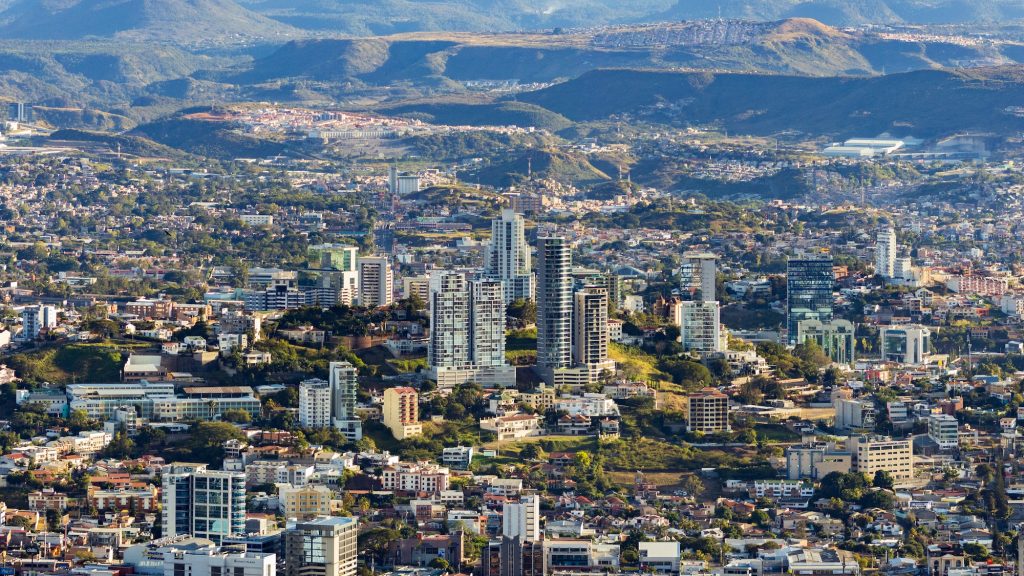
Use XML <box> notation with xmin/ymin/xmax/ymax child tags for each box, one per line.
<box><xmin>21</xmin><ymin>305</ymin><xmax>57</xmax><ymax>340</ymax></box>
<box><xmin>675</xmin><ymin>300</ymin><xmax>723</xmax><ymax>354</ymax></box>
<box><xmin>486</xmin><ymin>209</ymin><xmax>535</xmax><ymax>305</ymax></box>
<box><xmin>875</xmin><ymin>226</ymin><xmax>897</xmax><ymax>279</ymax></box>
<box><xmin>358</xmin><ymin>256</ymin><xmax>393</xmax><ymax>308</ymax></box>
<box><xmin>298</xmin><ymin>378</ymin><xmax>333</xmax><ymax>429</ymax></box>
<box><xmin>536</xmin><ymin>237</ymin><xmax>573</xmax><ymax>380</ymax></box>
<box><xmin>429</xmin><ymin>271</ymin><xmax>516</xmax><ymax>387</ymax></box>
<box><xmin>503</xmin><ymin>495</ymin><xmax>541</xmax><ymax>542</ymax></box>
<box><xmin>330</xmin><ymin>361</ymin><xmax>362</xmax><ymax>440</ymax></box>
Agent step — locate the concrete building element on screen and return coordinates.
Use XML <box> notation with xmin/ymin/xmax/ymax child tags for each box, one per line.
<box><xmin>21</xmin><ymin>305</ymin><xmax>57</xmax><ymax>340</ymax></box>
<box><xmin>787</xmin><ymin>254</ymin><xmax>835</xmax><ymax>344</ymax></box>
<box><xmin>428</xmin><ymin>271</ymin><xmax>515</xmax><ymax>388</ymax></box>
<box><xmin>685</xmin><ymin>387</ymin><xmax>730</xmax><ymax>433</ymax></box>
<box><xmin>283</xmin><ymin>517</ymin><xmax>358</xmax><ymax>576</ymax></box>
<box><xmin>875</xmin><ymin>227</ymin><xmax>897</xmax><ymax>279</ymax></box>
<box><xmin>329</xmin><ymin>361</ymin><xmax>362</xmax><ymax>441</ymax></box>
<box><xmin>358</xmin><ymin>256</ymin><xmax>393</xmax><ymax>308</ymax></box>
<box><xmin>834</xmin><ymin>397</ymin><xmax>875</xmax><ymax>431</ymax></box>
<box><xmin>847</xmin><ymin>435</ymin><xmax>914</xmax><ymax>482</ymax></box>
<box><xmin>680</xmin><ymin>252</ymin><xmax>717</xmax><ymax>302</ymax></box>
<box><xmin>785</xmin><ymin>443</ymin><xmax>852</xmax><ymax>480</ymax></box>
<box><xmin>485</xmin><ymin>209</ymin><xmax>534</xmax><ymax>305</ymax></box>
<box><xmin>162</xmin><ymin>545</ymin><xmax>276</xmax><ymax>576</ymax></box>
<box><xmin>383</xmin><ymin>387</ymin><xmax>422</xmax><ymax>440</ymax></box>
<box><xmin>928</xmin><ymin>414</ymin><xmax>959</xmax><ymax>450</ymax></box>
<box><xmin>796</xmin><ymin>319</ymin><xmax>855</xmax><ymax>365</ymax></box>
<box><xmin>639</xmin><ymin>541</ymin><xmax>682</xmax><ymax>575</ymax></box>
<box><xmin>278</xmin><ymin>484</ymin><xmax>332</xmax><ymax>520</ymax></box>
<box><xmin>380</xmin><ymin>462</ymin><xmax>450</xmax><ymax>493</ymax></box>
<box><xmin>298</xmin><ymin>379</ymin><xmax>332</xmax><ymax>430</ymax></box>
<box><xmin>674</xmin><ymin>300</ymin><xmax>723</xmax><ymax>354</ymax></box>
<box><xmin>502</xmin><ymin>495</ymin><xmax>540</xmax><ymax>542</ymax></box>
<box><xmin>536</xmin><ymin>237</ymin><xmax>573</xmax><ymax>381</ymax></box>
<box><xmin>573</xmin><ymin>286</ymin><xmax>615</xmax><ymax>381</ymax></box>
<box><xmin>880</xmin><ymin>325</ymin><xmax>931</xmax><ymax>365</ymax></box>
<box><xmin>162</xmin><ymin>463</ymin><xmax>246</xmax><ymax>544</ymax></box>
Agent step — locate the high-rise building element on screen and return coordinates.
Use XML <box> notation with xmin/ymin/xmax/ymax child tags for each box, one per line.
<box><xmin>674</xmin><ymin>300</ymin><xmax>723</xmax><ymax>354</ymax></box>
<box><xmin>485</xmin><ymin>209</ymin><xmax>535</xmax><ymax>305</ymax></box>
<box><xmin>308</xmin><ymin>244</ymin><xmax>360</xmax><ymax>306</ymax></box>
<box><xmin>680</xmin><ymin>252</ymin><xmax>718</xmax><ymax>302</ymax></box>
<box><xmin>573</xmin><ymin>287</ymin><xmax>615</xmax><ymax>379</ymax></box>
<box><xmin>298</xmin><ymin>378</ymin><xmax>332</xmax><ymax>429</ymax></box>
<box><xmin>383</xmin><ymin>387</ymin><xmax>422</xmax><ymax>440</ymax></box>
<box><xmin>928</xmin><ymin>414</ymin><xmax>959</xmax><ymax>449</ymax></box>
<box><xmin>536</xmin><ymin>237</ymin><xmax>573</xmax><ymax>380</ymax></box>
<box><xmin>428</xmin><ymin>271</ymin><xmax>516</xmax><ymax>388</ymax></box>
<box><xmin>685</xmin><ymin>387</ymin><xmax>730</xmax><ymax>433</ymax></box>
<box><xmin>787</xmin><ymin>253</ymin><xmax>835</xmax><ymax>344</ymax></box>
<box><xmin>8</xmin><ymin>102</ymin><xmax>31</xmax><ymax>123</ymax></box>
<box><xmin>875</xmin><ymin>226</ymin><xmax>897</xmax><ymax>279</ymax></box>
<box><xmin>21</xmin><ymin>305</ymin><xmax>57</xmax><ymax>341</ymax></box>
<box><xmin>308</xmin><ymin>244</ymin><xmax>358</xmax><ymax>272</ymax></box>
<box><xmin>329</xmin><ymin>362</ymin><xmax>362</xmax><ymax>441</ymax></box>
<box><xmin>357</xmin><ymin>256</ymin><xmax>393</xmax><ymax>308</ymax></box>
<box><xmin>796</xmin><ymin>319</ymin><xmax>856</xmax><ymax>365</ymax></box>
<box><xmin>283</xmin><ymin>517</ymin><xmax>358</xmax><ymax>576</ymax></box>
<box><xmin>162</xmin><ymin>463</ymin><xmax>246</xmax><ymax>544</ymax></box>
<box><xmin>502</xmin><ymin>495</ymin><xmax>540</xmax><ymax>541</ymax></box>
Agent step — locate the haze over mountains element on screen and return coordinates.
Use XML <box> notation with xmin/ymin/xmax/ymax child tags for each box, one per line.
<box><xmin>0</xmin><ymin>0</ymin><xmax>1021</xmax><ymax>43</ymax></box>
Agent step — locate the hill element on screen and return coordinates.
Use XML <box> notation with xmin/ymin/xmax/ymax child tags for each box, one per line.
<box><xmin>458</xmin><ymin>148</ymin><xmax>611</xmax><ymax>188</ymax></box>
<box><xmin>131</xmin><ymin>114</ymin><xmax>287</xmax><ymax>159</ymax></box>
<box><xmin>516</xmin><ymin>66</ymin><xmax>1024</xmax><ymax>138</ymax></box>
<box><xmin>236</xmin><ymin>20</ymin><xmax>1020</xmax><ymax>88</ymax></box>
<box><xmin>235</xmin><ymin>0</ymin><xmax>1024</xmax><ymax>32</ymax></box>
<box><xmin>384</xmin><ymin>101</ymin><xmax>572</xmax><ymax>131</ymax></box>
<box><xmin>0</xmin><ymin>0</ymin><xmax>299</xmax><ymax>44</ymax></box>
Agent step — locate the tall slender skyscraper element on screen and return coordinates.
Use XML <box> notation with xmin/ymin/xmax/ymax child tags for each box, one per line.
<box><xmin>875</xmin><ymin>226</ymin><xmax>897</xmax><ymax>279</ymax></box>
<box><xmin>787</xmin><ymin>253</ymin><xmax>835</xmax><ymax>344</ymax></box>
<box><xmin>429</xmin><ymin>271</ymin><xmax>515</xmax><ymax>387</ymax></box>
<box><xmin>357</xmin><ymin>256</ymin><xmax>393</xmax><ymax>308</ymax></box>
<box><xmin>330</xmin><ymin>361</ymin><xmax>362</xmax><ymax>441</ymax></box>
<box><xmin>680</xmin><ymin>252</ymin><xmax>718</xmax><ymax>302</ymax></box>
<box><xmin>536</xmin><ymin>237</ymin><xmax>573</xmax><ymax>379</ymax></box>
<box><xmin>485</xmin><ymin>209</ymin><xmax>535</xmax><ymax>305</ymax></box>
<box><xmin>573</xmin><ymin>286</ymin><xmax>614</xmax><ymax>377</ymax></box>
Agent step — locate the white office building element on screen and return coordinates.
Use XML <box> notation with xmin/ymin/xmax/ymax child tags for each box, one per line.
<box><xmin>928</xmin><ymin>413</ymin><xmax>959</xmax><ymax>449</ymax></box>
<box><xmin>162</xmin><ymin>545</ymin><xmax>276</xmax><ymax>576</ymax></box>
<box><xmin>880</xmin><ymin>325</ymin><xmax>931</xmax><ymax>365</ymax></box>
